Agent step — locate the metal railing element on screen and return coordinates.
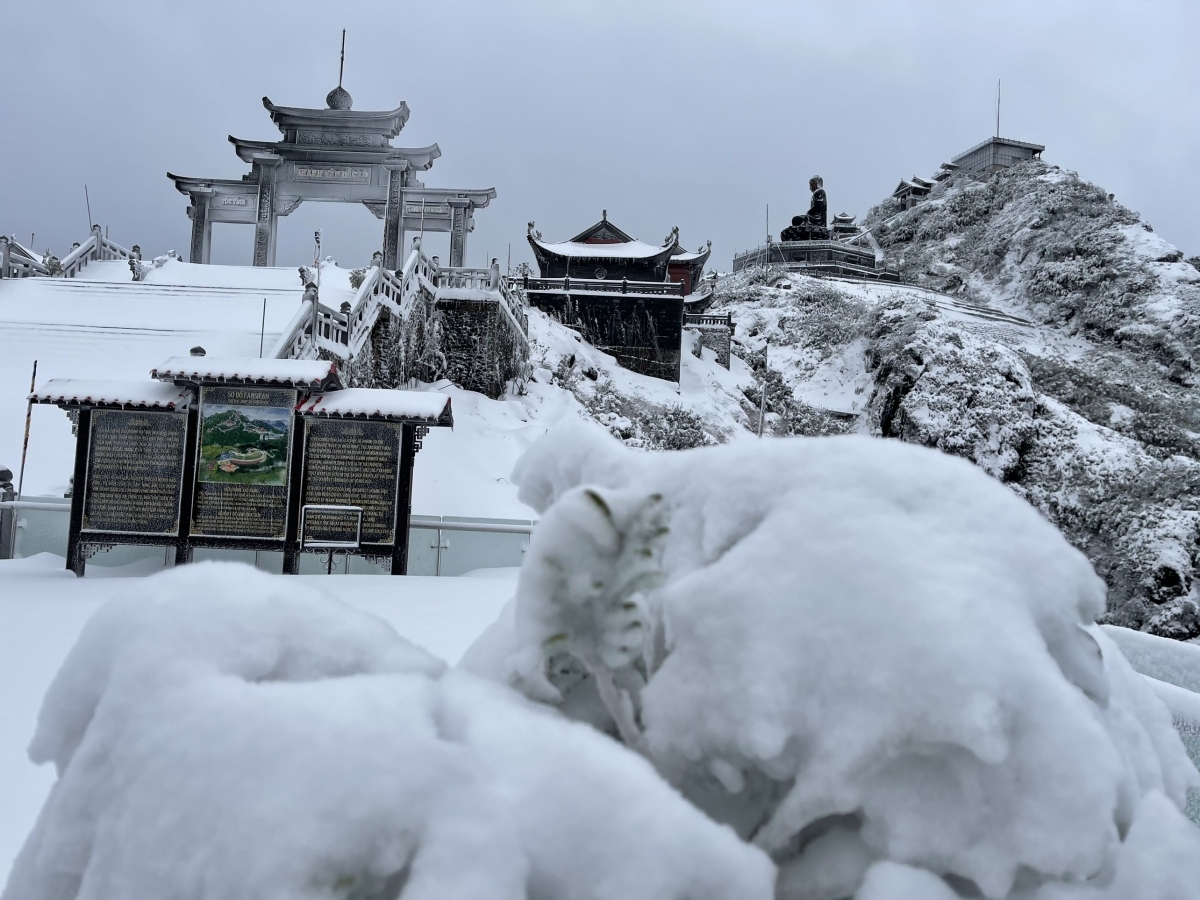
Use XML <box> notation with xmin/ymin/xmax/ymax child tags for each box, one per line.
<box><xmin>0</xmin><ymin>498</ymin><xmax>536</xmax><ymax>577</ymax></box>
<box><xmin>523</xmin><ymin>275</ymin><xmax>688</xmax><ymax>297</ymax></box>
<box><xmin>684</xmin><ymin>313</ymin><xmax>733</xmax><ymax>329</ymax></box>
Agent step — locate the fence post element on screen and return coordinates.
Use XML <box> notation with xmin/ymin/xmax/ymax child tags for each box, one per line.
<box><xmin>91</xmin><ymin>224</ymin><xmax>103</xmax><ymax>262</ymax></box>
<box><xmin>0</xmin><ymin>236</ymin><xmax>9</xmax><ymax>278</ymax></box>
<box><xmin>0</xmin><ymin>466</ymin><xmax>14</xmax><ymax>558</ymax></box>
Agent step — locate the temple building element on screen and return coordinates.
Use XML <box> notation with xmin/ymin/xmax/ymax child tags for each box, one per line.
<box><xmin>891</xmin><ymin>175</ymin><xmax>935</xmax><ymax>210</ymax></box>
<box><xmin>527</xmin><ymin>214</ymin><xmax>711</xmax><ymax>291</ymax></box>
<box><xmin>830</xmin><ymin>212</ymin><xmax>861</xmax><ymax>240</ymax></box>
<box><xmin>523</xmin><ymin>215</ymin><xmax>718</xmax><ymax>382</ymax></box>
<box><xmin>168</xmin><ymin>84</ymin><xmax>495</xmax><ymax>269</ymax></box>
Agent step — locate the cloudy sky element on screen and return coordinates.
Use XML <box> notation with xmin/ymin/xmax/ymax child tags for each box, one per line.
<box><xmin>3</xmin><ymin>0</ymin><xmax>1198</xmax><ymax>271</ymax></box>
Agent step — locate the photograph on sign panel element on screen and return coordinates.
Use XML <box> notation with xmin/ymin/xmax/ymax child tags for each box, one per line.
<box><xmin>197</xmin><ymin>404</ymin><xmax>292</xmax><ymax>486</ymax></box>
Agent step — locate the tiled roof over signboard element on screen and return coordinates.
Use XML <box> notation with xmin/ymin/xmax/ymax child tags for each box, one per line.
<box><xmin>295</xmin><ymin>388</ymin><xmax>453</xmax><ymax>426</ymax></box>
<box><xmin>151</xmin><ymin>357</ymin><xmax>341</xmax><ymax>390</ymax></box>
<box><xmin>29</xmin><ymin>379</ymin><xmax>194</xmax><ymax>410</ymax></box>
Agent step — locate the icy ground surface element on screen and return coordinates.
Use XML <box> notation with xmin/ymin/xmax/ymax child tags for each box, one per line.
<box><xmin>0</xmin><ymin>554</ymin><xmax>515</xmax><ymax>887</ymax></box>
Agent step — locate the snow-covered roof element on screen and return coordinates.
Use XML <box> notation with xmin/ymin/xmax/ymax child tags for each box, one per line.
<box><xmin>295</xmin><ymin>389</ymin><xmax>453</xmax><ymax>426</ymax></box>
<box><xmin>30</xmin><ymin>378</ymin><xmax>193</xmax><ymax>410</ymax></box>
<box><xmin>670</xmin><ymin>242</ymin><xmax>712</xmax><ymax>265</ymax></box>
<box><xmin>529</xmin><ymin>236</ymin><xmax>676</xmax><ymax>260</ymax></box>
<box><xmin>892</xmin><ymin>178</ymin><xmax>932</xmax><ymax>197</ymax></box>
<box><xmin>952</xmin><ymin>136</ymin><xmax>1045</xmax><ymax>163</ymax></box>
<box><xmin>152</xmin><ymin>357</ymin><xmax>340</xmax><ymax>389</ymax></box>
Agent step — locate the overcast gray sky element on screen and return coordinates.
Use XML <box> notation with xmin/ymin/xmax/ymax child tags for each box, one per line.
<box><xmin>3</xmin><ymin>0</ymin><xmax>1198</xmax><ymax>272</ymax></box>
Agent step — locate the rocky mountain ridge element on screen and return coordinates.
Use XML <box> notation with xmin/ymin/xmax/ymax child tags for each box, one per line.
<box><xmin>538</xmin><ymin>160</ymin><xmax>1200</xmax><ymax>639</ymax></box>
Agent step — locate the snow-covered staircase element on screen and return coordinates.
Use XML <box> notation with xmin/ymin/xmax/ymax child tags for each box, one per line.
<box><xmin>273</xmin><ymin>247</ymin><xmax>530</xmax><ymax>396</ymax></box>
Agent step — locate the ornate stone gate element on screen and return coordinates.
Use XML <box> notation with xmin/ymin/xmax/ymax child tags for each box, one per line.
<box><xmin>168</xmin><ymin>86</ymin><xmax>495</xmax><ymax>269</ymax></box>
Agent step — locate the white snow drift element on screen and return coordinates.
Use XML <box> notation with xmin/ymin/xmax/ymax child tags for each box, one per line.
<box><xmin>3</xmin><ymin>563</ymin><xmax>773</xmax><ymax>900</ymax></box>
<box><xmin>464</xmin><ymin>422</ymin><xmax>1200</xmax><ymax>899</ymax></box>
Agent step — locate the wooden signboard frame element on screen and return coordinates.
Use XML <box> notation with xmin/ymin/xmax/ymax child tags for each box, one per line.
<box><xmin>35</xmin><ymin>367</ymin><xmax>451</xmax><ymax>577</ymax></box>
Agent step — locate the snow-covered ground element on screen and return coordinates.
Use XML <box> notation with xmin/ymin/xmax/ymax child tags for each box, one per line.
<box><xmin>0</xmin><ymin>554</ymin><xmax>516</xmax><ymax>886</ymax></box>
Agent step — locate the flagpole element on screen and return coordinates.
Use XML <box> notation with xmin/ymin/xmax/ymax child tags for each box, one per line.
<box><xmin>17</xmin><ymin>360</ymin><xmax>37</xmax><ymax>499</ymax></box>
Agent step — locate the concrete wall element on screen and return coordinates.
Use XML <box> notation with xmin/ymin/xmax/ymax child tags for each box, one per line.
<box><xmin>688</xmin><ymin>325</ymin><xmax>732</xmax><ymax>369</ymax></box>
<box><xmin>348</xmin><ymin>293</ymin><xmax>526</xmax><ymax>400</ymax></box>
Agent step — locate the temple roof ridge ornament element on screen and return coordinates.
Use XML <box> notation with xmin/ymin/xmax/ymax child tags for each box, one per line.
<box><xmin>567</xmin><ymin>216</ymin><xmax>637</xmax><ymax>244</ymax></box>
<box><xmin>326</xmin><ymin>30</ymin><xmax>353</xmax><ymax>110</ymax></box>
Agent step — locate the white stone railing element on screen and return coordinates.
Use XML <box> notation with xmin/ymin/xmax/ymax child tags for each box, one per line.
<box><xmin>436</xmin><ymin>267</ymin><xmax>529</xmax><ymax>340</ymax></box>
<box><xmin>275</xmin><ymin>247</ymin><xmax>529</xmax><ymax>365</ymax></box>
<box><xmin>59</xmin><ymin>225</ymin><xmax>135</xmax><ymax>278</ymax></box>
<box><xmin>0</xmin><ymin>237</ymin><xmax>50</xmax><ymax>278</ymax></box>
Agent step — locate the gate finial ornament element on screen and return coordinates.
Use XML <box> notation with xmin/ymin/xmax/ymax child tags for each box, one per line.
<box><xmin>326</xmin><ymin>29</ymin><xmax>353</xmax><ymax>110</ymax></box>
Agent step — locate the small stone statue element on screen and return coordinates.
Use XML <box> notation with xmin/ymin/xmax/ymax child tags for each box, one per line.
<box><xmin>781</xmin><ymin>176</ymin><xmax>829</xmax><ymax>242</ymax></box>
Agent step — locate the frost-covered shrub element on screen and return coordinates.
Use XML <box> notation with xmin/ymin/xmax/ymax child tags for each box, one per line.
<box><xmin>639</xmin><ymin>405</ymin><xmax>712</xmax><ymax>451</ymax></box>
<box><xmin>466</xmin><ymin>422</ymin><xmax>1200</xmax><ymax>900</ymax></box>
<box><xmin>863</xmin><ymin>160</ymin><xmax>1200</xmax><ymax>368</ymax></box>
<box><xmin>348</xmin><ymin>267</ymin><xmax>367</xmax><ymax>290</ymax></box>
<box><xmin>5</xmin><ymin>563</ymin><xmax>774</xmax><ymax>900</ymax></box>
<box><xmin>742</xmin><ymin>367</ymin><xmax>853</xmax><ymax>438</ymax></box>
<box><xmin>720</xmin><ymin>281</ymin><xmax>869</xmax><ymax>355</ymax></box>
<box><xmin>713</xmin><ymin>267</ymin><xmax>788</xmax><ymax>307</ymax></box>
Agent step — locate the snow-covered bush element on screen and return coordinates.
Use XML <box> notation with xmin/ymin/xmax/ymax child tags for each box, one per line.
<box><xmin>742</xmin><ymin>367</ymin><xmax>854</xmax><ymax>438</ymax></box>
<box><xmin>348</xmin><ymin>266</ymin><xmax>367</xmax><ymax>290</ymax></box>
<box><xmin>464</xmin><ymin>421</ymin><xmax>1200</xmax><ymax>900</ymax></box>
<box><xmin>4</xmin><ymin>563</ymin><xmax>774</xmax><ymax>900</ymax></box>
<box><xmin>640</xmin><ymin>405</ymin><xmax>712</xmax><ymax>450</ymax></box>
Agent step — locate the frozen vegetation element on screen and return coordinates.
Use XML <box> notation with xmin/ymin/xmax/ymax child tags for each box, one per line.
<box><xmin>467</xmin><ymin>423</ymin><xmax>1200</xmax><ymax>899</ymax></box>
<box><xmin>856</xmin><ymin>160</ymin><xmax>1200</xmax><ymax>638</ymax></box>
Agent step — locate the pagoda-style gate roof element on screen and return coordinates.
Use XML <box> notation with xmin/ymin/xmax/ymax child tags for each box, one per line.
<box><xmin>262</xmin><ymin>96</ymin><xmax>410</xmax><ymax>141</ymax></box>
<box><xmin>166</xmin><ymin>88</ymin><xmax>497</xmax><ymax>269</ymax></box>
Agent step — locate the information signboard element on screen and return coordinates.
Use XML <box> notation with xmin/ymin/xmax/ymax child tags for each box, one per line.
<box><xmin>191</xmin><ymin>386</ymin><xmax>296</xmax><ymax>539</ymax></box>
<box><xmin>300</xmin><ymin>419</ymin><xmax>403</xmax><ymax>546</ymax></box>
<box><xmin>83</xmin><ymin>409</ymin><xmax>187</xmax><ymax>535</ymax></box>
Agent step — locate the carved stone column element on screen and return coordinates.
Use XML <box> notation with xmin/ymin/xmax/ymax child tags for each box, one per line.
<box><xmin>187</xmin><ymin>190</ymin><xmax>213</xmax><ymax>264</ymax></box>
<box><xmin>382</xmin><ymin>162</ymin><xmax>408</xmax><ymax>270</ymax></box>
<box><xmin>0</xmin><ymin>235</ymin><xmax>10</xmax><ymax>278</ymax></box>
<box><xmin>252</xmin><ymin>156</ymin><xmax>282</xmax><ymax>267</ymax></box>
<box><xmin>448</xmin><ymin>198</ymin><xmax>471</xmax><ymax>268</ymax></box>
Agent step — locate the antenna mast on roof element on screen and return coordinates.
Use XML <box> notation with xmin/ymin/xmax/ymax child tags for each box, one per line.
<box><xmin>995</xmin><ymin>79</ymin><xmax>1001</xmax><ymax>138</ymax></box>
<box><xmin>338</xmin><ymin>29</ymin><xmax>346</xmax><ymax>88</ymax></box>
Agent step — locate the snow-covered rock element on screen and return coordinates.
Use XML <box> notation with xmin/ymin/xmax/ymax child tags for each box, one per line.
<box><xmin>465</xmin><ymin>422</ymin><xmax>1200</xmax><ymax>900</ymax></box>
<box><xmin>3</xmin><ymin>563</ymin><xmax>774</xmax><ymax>900</ymax></box>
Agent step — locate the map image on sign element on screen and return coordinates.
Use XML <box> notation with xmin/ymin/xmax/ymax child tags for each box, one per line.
<box><xmin>198</xmin><ymin>404</ymin><xmax>291</xmax><ymax>486</ymax></box>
